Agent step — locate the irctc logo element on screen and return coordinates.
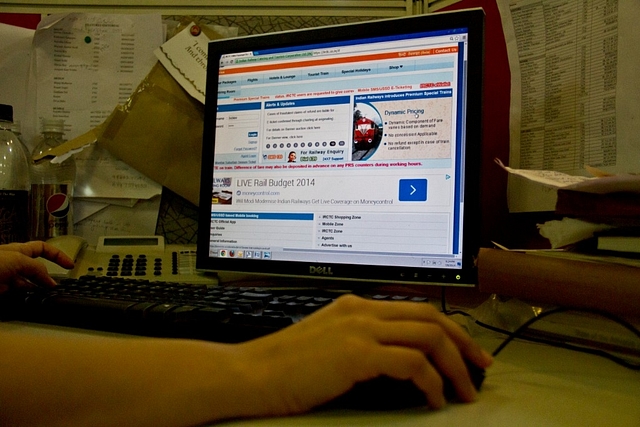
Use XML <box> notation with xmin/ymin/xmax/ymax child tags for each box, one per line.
<box><xmin>46</xmin><ymin>193</ymin><xmax>70</xmax><ymax>218</ymax></box>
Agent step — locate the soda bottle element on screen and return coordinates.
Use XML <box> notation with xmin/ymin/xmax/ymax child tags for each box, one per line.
<box><xmin>29</xmin><ymin>118</ymin><xmax>76</xmax><ymax>240</ymax></box>
<box><xmin>0</xmin><ymin>104</ymin><xmax>30</xmax><ymax>243</ymax></box>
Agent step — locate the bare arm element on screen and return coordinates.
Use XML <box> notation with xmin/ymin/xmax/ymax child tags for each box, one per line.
<box><xmin>1</xmin><ymin>295</ymin><xmax>492</xmax><ymax>427</ymax></box>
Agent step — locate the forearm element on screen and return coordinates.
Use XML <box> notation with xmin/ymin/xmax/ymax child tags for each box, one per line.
<box><xmin>1</xmin><ymin>329</ymin><xmax>256</xmax><ymax>427</ymax></box>
<box><xmin>1</xmin><ymin>295</ymin><xmax>493</xmax><ymax>426</ymax></box>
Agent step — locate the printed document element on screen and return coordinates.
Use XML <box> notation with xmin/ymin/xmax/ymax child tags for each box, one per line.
<box><xmin>498</xmin><ymin>0</ymin><xmax>640</xmax><ymax>211</ymax></box>
<box><xmin>30</xmin><ymin>13</ymin><xmax>163</xmax><ymax>200</ymax></box>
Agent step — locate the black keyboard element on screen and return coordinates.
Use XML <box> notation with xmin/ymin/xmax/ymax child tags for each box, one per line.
<box><xmin>2</xmin><ymin>275</ymin><xmax>430</xmax><ymax>343</ymax></box>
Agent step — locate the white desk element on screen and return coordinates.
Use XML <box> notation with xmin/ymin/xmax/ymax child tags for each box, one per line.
<box><xmin>3</xmin><ymin>322</ymin><xmax>639</xmax><ymax>426</ymax></box>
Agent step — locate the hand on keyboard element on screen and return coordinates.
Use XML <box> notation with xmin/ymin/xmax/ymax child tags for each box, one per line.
<box><xmin>0</xmin><ymin>241</ymin><xmax>74</xmax><ymax>294</ymax></box>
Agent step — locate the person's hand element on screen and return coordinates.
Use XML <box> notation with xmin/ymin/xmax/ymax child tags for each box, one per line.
<box><xmin>0</xmin><ymin>241</ymin><xmax>75</xmax><ymax>294</ymax></box>
<box><xmin>0</xmin><ymin>288</ymin><xmax>491</xmax><ymax>426</ymax></box>
<box><xmin>228</xmin><ymin>294</ymin><xmax>493</xmax><ymax>418</ymax></box>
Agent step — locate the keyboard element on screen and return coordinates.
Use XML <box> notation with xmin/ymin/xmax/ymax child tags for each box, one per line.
<box><xmin>1</xmin><ymin>275</ymin><xmax>430</xmax><ymax>343</ymax></box>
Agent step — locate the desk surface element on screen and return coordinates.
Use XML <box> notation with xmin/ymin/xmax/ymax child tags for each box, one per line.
<box><xmin>217</xmin><ymin>334</ymin><xmax>640</xmax><ymax>427</ymax></box>
<box><xmin>3</xmin><ymin>322</ymin><xmax>639</xmax><ymax>427</ymax></box>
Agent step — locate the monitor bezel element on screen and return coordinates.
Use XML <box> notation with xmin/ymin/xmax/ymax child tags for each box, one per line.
<box><xmin>196</xmin><ymin>9</ymin><xmax>485</xmax><ymax>287</ymax></box>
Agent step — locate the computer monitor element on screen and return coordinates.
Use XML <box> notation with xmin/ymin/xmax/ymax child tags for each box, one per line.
<box><xmin>196</xmin><ymin>8</ymin><xmax>485</xmax><ymax>287</ymax></box>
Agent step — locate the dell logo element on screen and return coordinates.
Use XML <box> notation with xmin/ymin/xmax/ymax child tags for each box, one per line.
<box><xmin>310</xmin><ymin>266</ymin><xmax>333</xmax><ymax>275</ymax></box>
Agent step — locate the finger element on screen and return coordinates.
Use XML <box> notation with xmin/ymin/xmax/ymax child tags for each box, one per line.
<box><xmin>0</xmin><ymin>241</ymin><xmax>46</xmax><ymax>256</ymax></box>
<box><xmin>10</xmin><ymin>276</ymin><xmax>41</xmax><ymax>290</ymax></box>
<box><xmin>327</xmin><ymin>295</ymin><xmax>448</xmax><ymax>329</ymax></box>
<box><xmin>425</xmin><ymin>329</ymin><xmax>478</xmax><ymax>402</ymax></box>
<box><xmin>370</xmin><ymin>319</ymin><xmax>478</xmax><ymax>402</ymax></box>
<box><xmin>0</xmin><ymin>243</ymin><xmax>26</xmax><ymax>253</ymax></box>
<box><xmin>14</xmin><ymin>257</ymin><xmax>58</xmax><ymax>288</ymax></box>
<box><xmin>325</xmin><ymin>296</ymin><xmax>492</xmax><ymax>368</ymax></box>
<box><xmin>38</xmin><ymin>243</ymin><xmax>75</xmax><ymax>269</ymax></box>
<box><xmin>363</xmin><ymin>345</ymin><xmax>447</xmax><ymax>409</ymax></box>
<box><xmin>6</xmin><ymin>241</ymin><xmax>75</xmax><ymax>269</ymax></box>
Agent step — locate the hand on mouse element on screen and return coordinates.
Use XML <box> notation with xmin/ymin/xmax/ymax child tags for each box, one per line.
<box><xmin>0</xmin><ymin>241</ymin><xmax>75</xmax><ymax>294</ymax></box>
<box><xmin>1</xmin><ymin>292</ymin><xmax>491</xmax><ymax>426</ymax></box>
<box><xmin>229</xmin><ymin>294</ymin><xmax>494</xmax><ymax>416</ymax></box>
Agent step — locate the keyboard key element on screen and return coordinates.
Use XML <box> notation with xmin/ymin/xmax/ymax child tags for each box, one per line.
<box><xmin>169</xmin><ymin>305</ymin><xmax>199</xmax><ymax>323</ymax></box>
<box><xmin>300</xmin><ymin>302</ymin><xmax>324</xmax><ymax>314</ymax></box>
<box><xmin>238</xmin><ymin>291</ymin><xmax>273</xmax><ymax>302</ymax></box>
<box><xmin>194</xmin><ymin>307</ymin><xmax>230</xmax><ymax>323</ymax></box>
<box><xmin>230</xmin><ymin>312</ymin><xmax>293</xmax><ymax>328</ymax></box>
<box><xmin>144</xmin><ymin>304</ymin><xmax>180</xmax><ymax>322</ymax></box>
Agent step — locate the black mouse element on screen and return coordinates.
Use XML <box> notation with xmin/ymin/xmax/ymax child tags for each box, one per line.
<box><xmin>324</xmin><ymin>359</ymin><xmax>485</xmax><ymax>410</ymax></box>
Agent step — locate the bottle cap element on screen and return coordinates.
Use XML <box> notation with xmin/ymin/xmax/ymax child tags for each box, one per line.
<box><xmin>0</xmin><ymin>104</ymin><xmax>13</xmax><ymax>123</ymax></box>
<box><xmin>41</xmin><ymin>118</ymin><xmax>65</xmax><ymax>133</ymax></box>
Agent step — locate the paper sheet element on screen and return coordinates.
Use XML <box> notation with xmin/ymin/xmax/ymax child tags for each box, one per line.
<box><xmin>75</xmin><ymin>195</ymin><xmax>162</xmax><ymax>246</ymax></box>
<box><xmin>30</xmin><ymin>13</ymin><xmax>164</xmax><ymax>200</ymax></box>
<box><xmin>495</xmin><ymin>158</ymin><xmax>592</xmax><ymax>188</ymax></box>
<box><xmin>0</xmin><ymin>23</ymin><xmax>34</xmax><ymax>129</ymax></box>
<box><xmin>497</xmin><ymin>156</ymin><xmax>640</xmax><ymax>192</ymax></box>
<box><xmin>74</xmin><ymin>197</ymin><xmax>139</xmax><ymax>223</ymax></box>
<box><xmin>154</xmin><ymin>22</ymin><xmax>210</xmax><ymax>104</ymax></box>
<box><xmin>497</xmin><ymin>0</ymin><xmax>640</xmax><ymax>211</ymax></box>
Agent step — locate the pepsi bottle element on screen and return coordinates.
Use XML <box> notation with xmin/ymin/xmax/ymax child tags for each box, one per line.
<box><xmin>29</xmin><ymin>118</ymin><xmax>76</xmax><ymax>240</ymax></box>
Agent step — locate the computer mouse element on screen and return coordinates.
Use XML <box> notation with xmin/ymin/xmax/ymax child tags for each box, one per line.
<box><xmin>324</xmin><ymin>359</ymin><xmax>485</xmax><ymax>410</ymax></box>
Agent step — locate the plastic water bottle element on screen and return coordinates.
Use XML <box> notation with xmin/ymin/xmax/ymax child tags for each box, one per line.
<box><xmin>29</xmin><ymin>118</ymin><xmax>76</xmax><ymax>240</ymax></box>
<box><xmin>0</xmin><ymin>104</ymin><xmax>30</xmax><ymax>244</ymax></box>
<box><xmin>10</xmin><ymin>120</ymin><xmax>27</xmax><ymax>148</ymax></box>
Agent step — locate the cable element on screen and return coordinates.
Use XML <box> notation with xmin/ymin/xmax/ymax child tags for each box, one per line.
<box><xmin>439</xmin><ymin>286</ymin><xmax>473</xmax><ymax>318</ymax></box>
<box><xmin>491</xmin><ymin>307</ymin><xmax>640</xmax><ymax>360</ymax></box>
<box><xmin>478</xmin><ymin>318</ymin><xmax>640</xmax><ymax>371</ymax></box>
<box><xmin>439</xmin><ymin>288</ymin><xmax>640</xmax><ymax>371</ymax></box>
<box><xmin>489</xmin><ymin>307</ymin><xmax>640</xmax><ymax>370</ymax></box>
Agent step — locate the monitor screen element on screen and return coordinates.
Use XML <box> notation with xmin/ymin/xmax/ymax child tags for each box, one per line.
<box><xmin>197</xmin><ymin>8</ymin><xmax>485</xmax><ymax>287</ymax></box>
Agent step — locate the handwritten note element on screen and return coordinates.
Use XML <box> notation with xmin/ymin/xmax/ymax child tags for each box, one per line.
<box><xmin>155</xmin><ymin>22</ymin><xmax>210</xmax><ymax>103</ymax></box>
